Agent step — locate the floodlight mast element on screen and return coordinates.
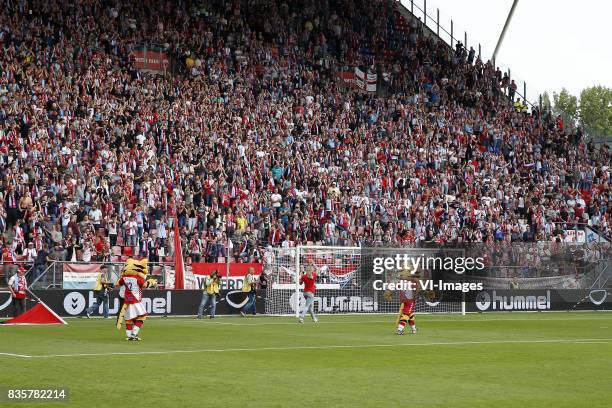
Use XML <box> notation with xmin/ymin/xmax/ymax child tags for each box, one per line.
<box><xmin>492</xmin><ymin>0</ymin><xmax>519</xmax><ymax>63</ymax></box>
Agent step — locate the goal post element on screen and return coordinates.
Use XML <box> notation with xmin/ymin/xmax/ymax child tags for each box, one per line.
<box><xmin>294</xmin><ymin>246</ymin><xmax>300</xmax><ymax>319</ymax></box>
<box><xmin>264</xmin><ymin>245</ymin><xmax>463</xmax><ymax>317</ymax></box>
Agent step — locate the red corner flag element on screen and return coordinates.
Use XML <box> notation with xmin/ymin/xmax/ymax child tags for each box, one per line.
<box><xmin>3</xmin><ymin>303</ymin><xmax>67</xmax><ymax>325</ymax></box>
<box><xmin>173</xmin><ymin>215</ymin><xmax>185</xmax><ymax>289</ymax></box>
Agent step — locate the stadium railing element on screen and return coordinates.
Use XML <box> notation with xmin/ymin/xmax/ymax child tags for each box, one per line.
<box><xmin>396</xmin><ymin>0</ymin><xmax>536</xmax><ymax>110</ymax></box>
<box><xmin>0</xmin><ymin>260</ymin><xmax>36</xmax><ymax>289</ymax></box>
<box><xmin>28</xmin><ymin>260</ymin><xmax>172</xmax><ymax>290</ymax></box>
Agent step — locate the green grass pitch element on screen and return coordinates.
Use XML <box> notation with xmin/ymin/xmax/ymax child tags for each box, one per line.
<box><xmin>1</xmin><ymin>312</ymin><xmax>611</xmax><ymax>408</ymax></box>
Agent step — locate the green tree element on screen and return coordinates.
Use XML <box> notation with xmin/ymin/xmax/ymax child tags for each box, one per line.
<box><xmin>540</xmin><ymin>91</ymin><xmax>552</xmax><ymax>112</ymax></box>
<box><xmin>579</xmin><ymin>86</ymin><xmax>612</xmax><ymax>136</ymax></box>
<box><xmin>553</xmin><ymin>88</ymin><xmax>578</xmax><ymax>123</ymax></box>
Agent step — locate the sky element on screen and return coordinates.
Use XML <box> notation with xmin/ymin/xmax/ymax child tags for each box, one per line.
<box><xmin>399</xmin><ymin>0</ymin><xmax>612</xmax><ymax>105</ymax></box>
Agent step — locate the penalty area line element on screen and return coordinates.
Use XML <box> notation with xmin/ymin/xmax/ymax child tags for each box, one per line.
<box><xmin>25</xmin><ymin>338</ymin><xmax>612</xmax><ymax>359</ymax></box>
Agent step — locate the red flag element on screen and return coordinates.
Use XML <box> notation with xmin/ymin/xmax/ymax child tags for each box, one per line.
<box><xmin>173</xmin><ymin>215</ymin><xmax>185</xmax><ymax>289</ymax></box>
<box><xmin>3</xmin><ymin>303</ymin><xmax>67</xmax><ymax>325</ymax></box>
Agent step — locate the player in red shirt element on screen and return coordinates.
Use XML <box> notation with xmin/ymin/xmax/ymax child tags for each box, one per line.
<box><xmin>298</xmin><ymin>260</ymin><xmax>318</xmax><ymax>323</ymax></box>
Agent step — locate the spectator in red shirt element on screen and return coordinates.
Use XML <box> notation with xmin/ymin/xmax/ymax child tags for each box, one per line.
<box><xmin>2</xmin><ymin>246</ymin><xmax>16</xmax><ymax>283</ymax></box>
<box><xmin>299</xmin><ymin>260</ymin><xmax>318</xmax><ymax>324</ymax></box>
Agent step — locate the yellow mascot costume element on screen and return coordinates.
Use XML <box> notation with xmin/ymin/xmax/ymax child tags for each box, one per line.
<box><xmin>116</xmin><ymin>259</ymin><xmax>157</xmax><ymax>341</ymax></box>
<box><xmin>383</xmin><ymin>268</ymin><xmax>422</xmax><ymax>334</ymax></box>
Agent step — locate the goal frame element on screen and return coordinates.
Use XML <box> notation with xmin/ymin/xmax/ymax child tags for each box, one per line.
<box><xmin>266</xmin><ymin>244</ymin><xmax>467</xmax><ymax>317</ymax></box>
<box><xmin>293</xmin><ymin>245</ymin><xmax>362</xmax><ymax>318</ymax></box>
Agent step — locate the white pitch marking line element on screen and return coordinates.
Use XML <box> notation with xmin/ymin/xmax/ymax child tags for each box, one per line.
<box><xmin>178</xmin><ymin>317</ymin><xmax>612</xmax><ymax>326</ymax></box>
<box><xmin>42</xmin><ymin>316</ymin><xmax>612</xmax><ymax>327</ymax></box>
<box><xmin>23</xmin><ymin>338</ymin><xmax>612</xmax><ymax>359</ymax></box>
<box><xmin>0</xmin><ymin>352</ymin><xmax>31</xmax><ymax>358</ymax></box>
<box><xmin>60</xmin><ymin>317</ymin><xmax>612</xmax><ymax>327</ymax></box>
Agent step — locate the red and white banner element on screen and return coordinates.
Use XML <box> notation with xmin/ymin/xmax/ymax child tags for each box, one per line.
<box><xmin>191</xmin><ymin>263</ymin><xmax>262</xmax><ymax>276</ymax></box>
<box><xmin>164</xmin><ymin>267</ymin><xmax>197</xmax><ymax>290</ymax></box>
<box><xmin>355</xmin><ymin>67</ymin><xmax>377</xmax><ymax>92</ymax></box>
<box><xmin>336</xmin><ymin>71</ymin><xmax>355</xmax><ymax>85</ymax></box>
<box><xmin>564</xmin><ymin>230</ymin><xmax>586</xmax><ymax>243</ymax></box>
<box><xmin>165</xmin><ymin>260</ymin><xmax>264</xmax><ymax>290</ymax></box>
<box><xmin>190</xmin><ymin>263</ymin><xmax>263</xmax><ymax>291</ymax></box>
<box><xmin>131</xmin><ymin>49</ymin><xmax>170</xmax><ymax>72</ymax></box>
<box><xmin>63</xmin><ymin>264</ymin><xmax>101</xmax><ymax>290</ymax></box>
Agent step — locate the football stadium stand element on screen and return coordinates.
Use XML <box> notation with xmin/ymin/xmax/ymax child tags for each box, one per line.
<box><xmin>0</xmin><ymin>0</ymin><xmax>609</xmax><ymax>284</ymax></box>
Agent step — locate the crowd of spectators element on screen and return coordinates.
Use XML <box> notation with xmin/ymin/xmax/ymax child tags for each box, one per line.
<box><xmin>0</xmin><ymin>0</ymin><xmax>609</xmax><ymax>281</ymax></box>
<box><xmin>460</xmin><ymin>241</ymin><xmax>609</xmax><ymax>280</ymax></box>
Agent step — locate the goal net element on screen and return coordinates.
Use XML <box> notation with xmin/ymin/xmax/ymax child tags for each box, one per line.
<box><xmin>264</xmin><ymin>245</ymin><xmax>463</xmax><ymax>316</ymax></box>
